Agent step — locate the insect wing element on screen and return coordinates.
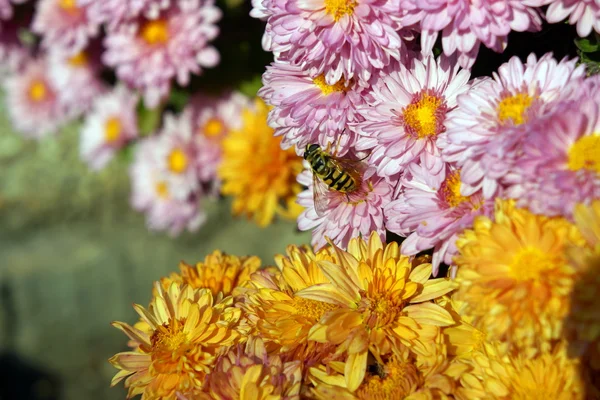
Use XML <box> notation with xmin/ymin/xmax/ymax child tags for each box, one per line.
<box><xmin>333</xmin><ymin>156</ymin><xmax>368</xmax><ymax>182</ymax></box>
<box><xmin>312</xmin><ymin>173</ymin><xmax>330</xmax><ymax>217</ymax></box>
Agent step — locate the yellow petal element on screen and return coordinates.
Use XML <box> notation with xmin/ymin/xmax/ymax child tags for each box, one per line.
<box><xmin>403</xmin><ymin>303</ymin><xmax>455</xmax><ymax>326</ymax></box>
<box><xmin>410</xmin><ymin>278</ymin><xmax>458</xmax><ymax>303</ymax></box>
<box><xmin>318</xmin><ymin>260</ymin><xmax>361</xmax><ymax>301</ymax></box>
<box><xmin>345</xmin><ymin>351</ymin><xmax>367</xmax><ymax>392</ymax></box>
<box><xmin>296</xmin><ymin>283</ymin><xmax>355</xmax><ymax>306</ymax></box>
<box><xmin>408</xmin><ymin>262</ymin><xmax>432</xmax><ymax>284</ymax></box>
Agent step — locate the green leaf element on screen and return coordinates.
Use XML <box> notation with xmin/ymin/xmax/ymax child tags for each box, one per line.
<box><xmin>137</xmin><ymin>104</ymin><xmax>162</xmax><ymax>137</ymax></box>
<box><xmin>238</xmin><ymin>75</ymin><xmax>263</xmax><ymax>97</ymax></box>
<box><xmin>575</xmin><ymin>34</ymin><xmax>600</xmax><ymax>53</ymax></box>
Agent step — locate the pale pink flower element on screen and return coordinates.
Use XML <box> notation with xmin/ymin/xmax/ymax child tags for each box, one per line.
<box><xmin>439</xmin><ymin>53</ymin><xmax>586</xmax><ymax>199</ymax></box>
<box><xmin>80</xmin><ymin>86</ymin><xmax>139</xmax><ymax>170</ymax></box>
<box><xmin>264</xmin><ymin>0</ymin><xmax>406</xmax><ymax>86</ymax></box>
<box><xmin>0</xmin><ymin>13</ymin><xmax>30</xmax><ymax>75</ymax></box>
<box><xmin>152</xmin><ymin>111</ymin><xmax>202</xmax><ymax>200</ymax></box>
<box><xmin>48</xmin><ymin>44</ymin><xmax>107</xmax><ymax>117</ymax></box>
<box><xmin>130</xmin><ymin>135</ymin><xmax>205</xmax><ymax>236</ymax></box>
<box><xmin>187</xmin><ymin>91</ymin><xmax>249</xmax><ymax>184</ymax></box>
<box><xmin>526</xmin><ymin>0</ymin><xmax>600</xmax><ymax>37</ymax></box>
<box><xmin>385</xmin><ymin>161</ymin><xmax>493</xmax><ymax>276</ymax></box>
<box><xmin>297</xmin><ymin>166</ymin><xmax>393</xmax><ymax>250</ymax></box>
<box><xmin>400</xmin><ymin>0</ymin><xmax>542</xmax><ymax>69</ymax></box>
<box><xmin>78</xmin><ymin>0</ymin><xmax>171</xmax><ymax>28</ymax></box>
<box><xmin>3</xmin><ymin>57</ymin><xmax>68</xmax><ymax>138</ymax></box>
<box><xmin>32</xmin><ymin>0</ymin><xmax>99</xmax><ymax>54</ymax></box>
<box><xmin>506</xmin><ymin>85</ymin><xmax>600</xmax><ymax>217</ymax></box>
<box><xmin>259</xmin><ymin>59</ymin><xmax>367</xmax><ymax>156</ymax></box>
<box><xmin>0</xmin><ymin>0</ymin><xmax>27</xmax><ymax>20</ymax></box>
<box><xmin>355</xmin><ymin>55</ymin><xmax>470</xmax><ymax>182</ymax></box>
<box><xmin>102</xmin><ymin>0</ymin><xmax>221</xmax><ymax>108</ymax></box>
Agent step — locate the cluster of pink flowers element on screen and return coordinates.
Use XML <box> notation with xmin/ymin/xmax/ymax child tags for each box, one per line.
<box><xmin>0</xmin><ymin>0</ymin><xmax>232</xmax><ymax>234</ymax></box>
<box><xmin>254</xmin><ymin>0</ymin><xmax>600</xmax><ymax>275</ymax></box>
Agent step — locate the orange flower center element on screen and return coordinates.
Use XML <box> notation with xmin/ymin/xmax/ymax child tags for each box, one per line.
<box><xmin>402</xmin><ymin>91</ymin><xmax>445</xmax><ymax>139</ymax></box>
<box><xmin>140</xmin><ymin>19</ymin><xmax>170</xmax><ymax>45</ymax></box>
<box><xmin>440</xmin><ymin>170</ymin><xmax>471</xmax><ymax>208</ymax></box>
<box><xmin>509</xmin><ymin>247</ymin><xmax>558</xmax><ymax>281</ymax></box>
<box><xmin>68</xmin><ymin>51</ymin><xmax>88</xmax><ymax>67</ymax></box>
<box><xmin>357</xmin><ymin>356</ymin><xmax>421</xmax><ymax>399</ymax></box>
<box><xmin>28</xmin><ymin>80</ymin><xmax>49</xmax><ymax>102</ymax></box>
<box><xmin>359</xmin><ymin>291</ymin><xmax>401</xmax><ymax>330</ymax></box>
<box><xmin>497</xmin><ymin>92</ymin><xmax>533</xmax><ymax>126</ymax></box>
<box><xmin>324</xmin><ymin>0</ymin><xmax>357</xmax><ymax>21</ymax></box>
<box><xmin>567</xmin><ymin>135</ymin><xmax>600</xmax><ymax>175</ymax></box>
<box><xmin>104</xmin><ymin>117</ymin><xmax>122</xmax><ymax>143</ymax></box>
<box><xmin>155</xmin><ymin>181</ymin><xmax>169</xmax><ymax>199</ymax></box>
<box><xmin>292</xmin><ymin>297</ymin><xmax>338</xmax><ymax>321</ymax></box>
<box><xmin>313</xmin><ymin>75</ymin><xmax>350</xmax><ymax>95</ymax></box>
<box><xmin>202</xmin><ymin>118</ymin><xmax>226</xmax><ymax>138</ymax></box>
<box><xmin>168</xmin><ymin>148</ymin><xmax>189</xmax><ymax>174</ymax></box>
<box><xmin>58</xmin><ymin>0</ymin><xmax>80</xmax><ymax>13</ymax></box>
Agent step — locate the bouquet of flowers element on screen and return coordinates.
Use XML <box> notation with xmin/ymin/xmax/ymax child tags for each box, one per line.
<box><xmin>2</xmin><ymin>0</ymin><xmax>600</xmax><ymax>398</ymax></box>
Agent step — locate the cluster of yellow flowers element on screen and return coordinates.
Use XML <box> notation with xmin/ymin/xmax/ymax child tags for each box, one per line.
<box><xmin>109</xmin><ymin>200</ymin><xmax>600</xmax><ymax>399</ymax></box>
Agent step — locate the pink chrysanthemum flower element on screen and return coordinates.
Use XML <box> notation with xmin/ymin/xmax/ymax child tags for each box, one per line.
<box><xmin>78</xmin><ymin>0</ymin><xmax>171</xmax><ymax>28</ymax></box>
<box><xmin>32</xmin><ymin>0</ymin><xmax>99</xmax><ymax>54</ymax></box>
<box><xmin>527</xmin><ymin>0</ymin><xmax>600</xmax><ymax>37</ymax></box>
<box><xmin>259</xmin><ymin>60</ymin><xmax>367</xmax><ymax>156</ymax></box>
<box><xmin>400</xmin><ymin>0</ymin><xmax>542</xmax><ymax>69</ymax></box>
<box><xmin>356</xmin><ymin>56</ymin><xmax>470</xmax><ymax>182</ymax></box>
<box><xmin>130</xmin><ymin>135</ymin><xmax>205</xmax><ymax>236</ymax></box>
<box><xmin>80</xmin><ymin>86</ymin><xmax>139</xmax><ymax>170</ymax></box>
<box><xmin>263</xmin><ymin>0</ymin><xmax>405</xmax><ymax>86</ymax></box>
<box><xmin>385</xmin><ymin>161</ymin><xmax>493</xmax><ymax>276</ymax></box>
<box><xmin>0</xmin><ymin>13</ymin><xmax>30</xmax><ymax>75</ymax></box>
<box><xmin>103</xmin><ymin>0</ymin><xmax>221</xmax><ymax>108</ymax></box>
<box><xmin>48</xmin><ymin>46</ymin><xmax>107</xmax><ymax>117</ymax></box>
<box><xmin>187</xmin><ymin>91</ymin><xmax>249</xmax><ymax>184</ymax></box>
<box><xmin>439</xmin><ymin>53</ymin><xmax>586</xmax><ymax>199</ymax></box>
<box><xmin>297</xmin><ymin>166</ymin><xmax>393</xmax><ymax>250</ymax></box>
<box><xmin>3</xmin><ymin>57</ymin><xmax>68</xmax><ymax>139</ymax></box>
<box><xmin>506</xmin><ymin>86</ymin><xmax>600</xmax><ymax>217</ymax></box>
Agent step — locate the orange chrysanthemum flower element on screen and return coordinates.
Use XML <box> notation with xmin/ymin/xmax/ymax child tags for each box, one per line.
<box><xmin>160</xmin><ymin>250</ymin><xmax>261</xmax><ymax>297</ymax></box>
<box><xmin>454</xmin><ymin>199</ymin><xmax>585</xmax><ymax>356</ymax></box>
<box><xmin>309</xmin><ymin>332</ymin><xmax>466</xmax><ymax>399</ymax></box>
<box><xmin>298</xmin><ymin>232</ymin><xmax>458</xmax><ymax>391</ymax></box>
<box><xmin>204</xmin><ymin>337</ymin><xmax>303</xmax><ymax>399</ymax></box>
<box><xmin>239</xmin><ymin>245</ymin><xmax>338</xmax><ymax>354</ymax></box>
<box><xmin>109</xmin><ymin>282</ymin><xmax>241</xmax><ymax>399</ymax></box>
<box><xmin>455</xmin><ymin>342</ymin><xmax>585</xmax><ymax>400</ymax></box>
<box><xmin>565</xmin><ymin>201</ymin><xmax>600</xmax><ymax>370</ymax></box>
<box><xmin>218</xmin><ymin>98</ymin><xmax>304</xmax><ymax>227</ymax></box>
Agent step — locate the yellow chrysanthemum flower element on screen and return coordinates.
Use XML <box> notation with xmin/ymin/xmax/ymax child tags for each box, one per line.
<box><xmin>204</xmin><ymin>337</ymin><xmax>303</xmax><ymax>399</ymax></box>
<box><xmin>454</xmin><ymin>199</ymin><xmax>585</xmax><ymax>356</ymax></box>
<box><xmin>160</xmin><ymin>250</ymin><xmax>261</xmax><ymax>297</ymax></box>
<box><xmin>297</xmin><ymin>232</ymin><xmax>458</xmax><ymax>391</ymax></box>
<box><xmin>565</xmin><ymin>201</ymin><xmax>600</xmax><ymax>370</ymax></box>
<box><xmin>239</xmin><ymin>245</ymin><xmax>338</xmax><ymax>353</ymax></box>
<box><xmin>218</xmin><ymin>98</ymin><xmax>304</xmax><ymax>227</ymax></box>
<box><xmin>109</xmin><ymin>282</ymin><xmax>241</xmax><ymax>399</ymax></box>
<box><xmin>455</xmin><ymin>342</ymin><xmax>585</xmax><ymax>400</ymax></box>
<box><xmin>309</xmin><ymin>332</ymin><xmax>466</xmax><ymax>399</ymax></box>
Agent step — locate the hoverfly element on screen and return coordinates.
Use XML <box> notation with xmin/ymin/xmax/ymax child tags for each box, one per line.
<box><xmin>303</xmin><ymin>143</ymin><xmax>368</xmax><ymax>216</ymax></box>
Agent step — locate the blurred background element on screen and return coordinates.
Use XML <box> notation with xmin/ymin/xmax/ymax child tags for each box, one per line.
<box><xmin>0</xmin><ymin>105</ymin><xmax>310</xmax><ymax>400</ymax></box>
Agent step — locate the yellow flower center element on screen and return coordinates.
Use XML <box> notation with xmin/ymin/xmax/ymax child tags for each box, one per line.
<box><xmin>168</xmin><ymin>149</ymin><xmax>189</xmax><ymax>174</ymax></box>
<box><xmin>324</xmin><ymin>0</ymin><xmax>357</xmax><ymax>21</ymax></box>
<box><xmin>68</xmin><ymin>51</ymin><xmax>88</xmax><ymax>67</ymax></box>
<box><xmin>58</xmin><ymin>0</ymin><xmax>79</xmax><ymax>12</ymax></box>
<box><xmin>203</xmin><ymin>118</ymin><xmax>226</xmax><ymax>138</ymax></box>
<box><xmin>292</xmin><ymin>297</ymin><xmax>338</xmax><ymax>321</ymax></box>
<box><xmin>357</xmin><ymin>357</ymin><xmax>420</xmax><ymax>399</ymax></box>
<box><xmin>155</xmin><ymin>181</ymin><xmax>169</xmax><ymax>198</ymax></box>
<box><xmin>497</xmin><ymin>93</ymin><xmax>533</xmax><ymax>125</ymax></box>
<box><xmin>567</xmin><ymin>135</ymin><xmax>600</xmax><ymax>174</ymax></box>
<box><xmin>28</xmin><ymin>80</ymin><xmax>49</xmax><ymax>102</ymax></box>
<box><xmin>104</xmin><ymin>117</ymin><xmax>122</xmax><ymax>143</ymax></box>
<box><xmin>313</xmin><ymin>74</ymin><xmax>349</xmax><ymax>95</ymax></box>
<box><xmin>359</xmin><ymin>291</ymin><xmax>402</xmax><ymax>331</ymax></box>
<box><xmin>509</xmin><ymin>247</ymin><xmax>557</xmax><ymax>281</ymax></box>
<box><xmin>140</xmin><ymin>19</ymin><xmax>170</xmax><ymax>45</ymax></box>
<box><xmin>402</xmin><ymin>92</ymin><xmax>444</xmax><ymax>139</ymax></box>
<box><xmin>441</xmin><ymin>170</ymin><xmax>471</xmax><ymax>208</ymax></box>
<box><xmin>150</xmin><ymin>318</ymin><xmax>189</xmax><ymax>354</ymax></box>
